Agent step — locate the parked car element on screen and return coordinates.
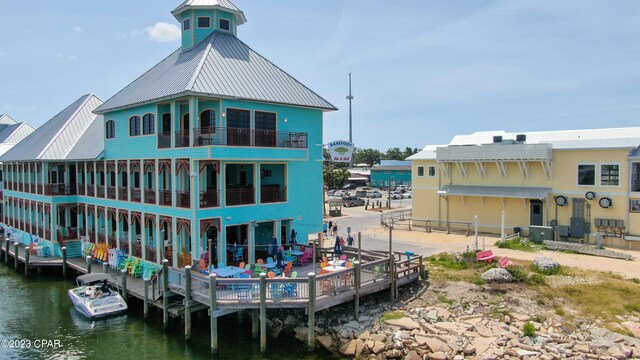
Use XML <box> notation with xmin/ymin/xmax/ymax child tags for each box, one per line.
<box><xmin>343</xmin><ymin>183</ymin><xmax>357</xmax><ymax>190</ymax></box>
<box><xmin>402</xmin><ymin>191</ymin><xmax>412</xmax><ymax>199</ymax></box>
<box><xmin>342</xmin><ymin>196</ymin><xmax>365</xmax><ymax>207</ymax></box>
<box><xmin>355</xmin><ymin>190</ymin><xmax>368</xmax><ymax>198</ymax></box>
<box><xmin>327</xmin><ymin>189</ymin><xmax>336</xmax><ymax>197</ymax></box>
<box><xmin>333</xmin><ymin>190</ymin><xmax>348</xmax><ymax>197</ymax></box>
<box><xmin>366</xmin><ymin>191</ymin><xmax>382</xmax><ymax>198</ymax></box>
<box><xmin>395</xmin><ymin>185</ymin><xmax>410</xmax><ymax>193</ymax></box>
<box><xmin>390</xmin><ymin>191</ymin><xmax>403</xmax><ymax>199</ymax></box>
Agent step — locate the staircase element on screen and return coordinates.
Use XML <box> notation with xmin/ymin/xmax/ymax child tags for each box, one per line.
<box><xmin>63</xmin><ymin>240</ymin><xmax>83</xmax><ymax>258</ymax></box>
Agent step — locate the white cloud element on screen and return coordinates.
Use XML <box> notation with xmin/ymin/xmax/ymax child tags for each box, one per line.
<box><xmin>145</xmin><ymin>22</ymin><xmax>181</xmax><ymax>43</ymax></box>
<box><xmin>73</xmin><ymin>25</ymin><xmax>82</xmax><ymax>33</ymax></box>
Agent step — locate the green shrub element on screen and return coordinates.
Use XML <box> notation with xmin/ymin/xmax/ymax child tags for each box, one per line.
<box><xmin>380</xmin><ymin>311</ymin><xmax>404</xmax><ymax>321</ymax></box>
<box><xmin>523</xmin><ymin>322</ymin><xmax>536</xmax><ymax>337</ymax></box>
<box><xmin>525</xmin><ymin>273</ymin><xmax>547</xmax><ymax>286</ymax></box>
<box><xmin>471</xmin><ymin>276</ymin><xmax>486</xmax><ymax>286</ymax></box>
<box><xmin>555</xmin><ymin>307</ymin><xmax>566</xmax><ymax>316</ymax></box>
<box><xmin>428</xmin><ymin>253</ymin><xmax>469</xmax><ymax>270</ymax></box>
<box><xmin>632</xmin><ymin>278</ymin><xmax>640</xmax><ymax>284</ymax></box>
<box><xmin>506</xmin><ymin>264</ymin><xmax>527</xmax><ymax>282</ymax></box>
<box><xmin>437</xmin><ymin>294</ymin><xmax>453</xmax><ymax>305</ymax></box>
<box><xmin>461</xmin><ymin>250</ymin><xmax>478</xmax><ymax>263</ymax></box>
<box><xmin>531</xmin><ymin>263</ymin><xmax>561</xmax><ymax>275</ymax></box>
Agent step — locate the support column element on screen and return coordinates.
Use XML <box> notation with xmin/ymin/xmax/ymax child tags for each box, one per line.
<box><xmin>62</xmin><ymin>246</ymin><xmax>67</xmax><ymax>278</ymax></box>
<box><xmin>209</xmin><ymin>273</ymin><xmax>218</xmax><ymax>355</ymax></box>
<box><xmin>259</xmin><ymin>273</ymin><xmax>267</xmax><ymax>354</ymax></box>
<box><xmin>121</xmin><ymin>269</ymin><xmax>127</xmax><ymax>300</ymax></box>
<box><xmin>184</xmin><ymin>265</ymin><xmax>192</xmax><ymax>341</ymax></box>
<box><xmin>14</xmin><ymin>242</ymin><xmax>19</xmax><ymax>271</ymax></box>
<box><xmin>143</xmin><ymin>278</ymin><xmax>149</xmax><ymax>320</ymax></box>
<box><xmin>162</xmin><ymin>259</ymin><xmax>169</xmax><ymax>330</ymax></box>
<box><xmin>354</xmin><ymin>261</ymin><xmax>361</xmax><ymax>320</ymax></box>
<box><xmin>307</xmin><ymin>272</ymin><xmax>316</xmax><ymax>352</ymax></box>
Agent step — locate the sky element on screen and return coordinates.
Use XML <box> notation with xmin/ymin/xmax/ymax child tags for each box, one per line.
<box><xmin>1</xmin><ymin>0</ymin><xmax>640</xmax><ymax>151</ymax></box>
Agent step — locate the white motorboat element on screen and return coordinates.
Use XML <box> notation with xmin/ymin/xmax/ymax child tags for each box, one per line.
<box><xmin>68</xmin><ymin>273</ymin><xmax>128</xmax><ymax>320</ymax></box>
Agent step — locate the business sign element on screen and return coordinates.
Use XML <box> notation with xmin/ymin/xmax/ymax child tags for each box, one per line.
<box><xmin>327</xmin><ymin>140</ymin><xmax>355</xmax><ymax>163</ymax></box>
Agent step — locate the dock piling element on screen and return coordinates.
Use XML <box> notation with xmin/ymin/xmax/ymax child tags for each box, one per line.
<box><xmin>209</xmin><ymin>273</ymin><xmax>218</xmax><ymax>355</ymax></box>
<box><xmin>61</xmin><ymin>247</ymin><xmax>67</xmax><ymax>278</ymax></box>
<box><xmin>86</xmin><ymin>256</ymin><xmax>92</xmax><ymax>273</ymax></box>
<box><xmin>252</xmin><ymin>309</ymin><xmax>259</xmax><ymax>340</ymax></box>
<box><xmin>121</xmin><ymin>269</ymin><xmax>127</xmax><ymax>300</ymax></box>
<box><xmin>307</xmin><ymin>272</ymin><xmax>316</xmax><ymax>352</ymax></box>
<box><xmin>102</xmin><ymin>262</ymin><xmax>107</xmax><ymax>274</ymax></box>
<box><xmin>259</xmin><ymin>273</ymin><xmax>267</xmax><ymax>354</ymax></box>
<box><xmin>24</xmin><ymin>249</ymin><xmax>30</xmax><ymax>276</ymax></box>
<box><xmin>14</xmin><ymin>242</ymin><xmax>19</xmax><ymax>270</ymax></box>
<box><xmin>4</xmin><ymin>238</ymin><xmax>9</xmax><ymax>264</ymax></box>
<box><xmin>143</xmin><ymin>278</ymin><xmax>149</xmax><ymax>320</ymax></box>
<box><xmin>184</xmin><ymin>265</ymin><xmax>192</xmax><ymax>342</ymax></box>
<box><xmin>162</xmin><ymin>259</ymin><xmax>169</xmax><ymax>330</ymax></box>
<box><xmin>358</xmin><ymin>232</ymin><xmax>362</xmax><ymax>263</ymax></box>
<box><xmin>354</xmin><ymin>261</ymin><xmax>361</xmax><ymax>320</ymax></box>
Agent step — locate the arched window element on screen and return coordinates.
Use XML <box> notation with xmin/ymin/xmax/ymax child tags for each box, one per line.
<box><xmin>143</xmin><ymin>113</ymin><xmax>155</xmax><ymax>135</ymax></box>
<box><xmin>129</xmin><ymin>116</ymin><xmax>141</xmax><ymax>136</ymax></box>
<box><xmin>106</xmin><ymin>120</ymin><xmax>115</xmax><ymax>139</ymax></box>
<box><xmin>200</xmin><ymin>109</ymin><xmax>215</xmax><ymax>129</ymax></box>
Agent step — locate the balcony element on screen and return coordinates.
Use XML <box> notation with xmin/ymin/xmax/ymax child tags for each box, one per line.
<box><xmin>97</xmin><ymin>233</ymin><xmax>106</xmax><ymax>244</ymax></box>
<box><xmin>158</xmin><ymin>131</ymin><xmax>171</xmax><ymax>149</ymax></box>
<box><xmin>37</xmin><ymin>227</ymin><xmax>44</xmax><ymax>238</ymax></box>
<box><xmin>107</xmin><ymin>186</ymin><xmax>116</xmax><ymax>200</ymax></box>
<box><xmin>194</xmin><ymin>127</ymin><xmax>308</xmax><ymax>148</ymax></box>
<box><xmin>159</xmin><ymin>189</ymin><xmax>171</xmax><ymax>206</ymax></box>
<box><xmin>175</xmin><ymin>130</ymin><xmax>189</xmax><ymax>148</ymax></box>
<box><xmin>44</xmin><ymin>184</ymin><xmax>76</xmax><ymax>196</ymax></box>
<box><xmin>30</xmin><ymin>184</ymin><xmax>36</xmax><ymax>193</ymax></box>
<box><xmin>87</xmin><ymin>186</ymin><xmax>95</xmax><ymax>197</ymax></box>
<box><xmin>118</xmin><ymin>187</ymin><xmax>128</xmax><ymax>201</ymax></box>
<box><xmin>226</xmin><ymin>187</ymin><xmax>255</xmax><ymax>206</ymax></box>
<box><xmin>176</xmin><ymin>191</ymin><xmax>190</xmax><ymax>208</ymax></box>
<box><xmin>77</xmin><ymin>184</ymin><xmax>85</xmax><ymax>195</ymax></box>
<box><xmin>199</xmin><ymin>189</ymin><xmax>220</xmax><ymax>208</ymax></box>
<box><xmin>144</xmin><ymin>189</ymin><xmax>156</xmax><ymax>204</ymax></box>
<box><xmin>261</xmin><ymin>185</ymin><xmax>287</xmax><ymax>204</ymax></box>
<box><xmin>96</xmin><ymin>186</ymin><xmax>105</xmax><ymax>198</ymax></box>
<box><xmin>44</xmin><ymin>229</ymin><xmax>51</xmax><ymax>240</ymax></box>
<box><xmin>57</xmin><ymin>227</ymin><xmax>78</xmax><ymax>241</ymax></box>
<box><xmin>131</xmin><ymin>188</ymin><xmax>141</xmax><ymax>202</ymax></box>
<box><xmin>146</xmin><ymin>247</ymin><xmax>156</xmax><ymax>262</ymax></box>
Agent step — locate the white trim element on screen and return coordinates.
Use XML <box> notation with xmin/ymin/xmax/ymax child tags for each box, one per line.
<box><xmin>197</xmin><ymin>16</ymin><xmax>211</xmax><ymax>29</ymax></box>
<box><xmin>599</xmin><ymin>162</ymin><xmax>621</xmax><ymax>187</ymax></box>
<box><xmin>576</xmin><ymin>162</ymin><xmax>596</xmax><ymax>187</ymax></box>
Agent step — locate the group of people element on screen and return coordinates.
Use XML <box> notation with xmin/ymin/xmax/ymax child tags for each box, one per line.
<box><xmin>266</xmin><ymin>228</ymin><xmax>298</xmax><ymax>270</ymax></box>
<box><xmin>333</xmin><ymin>232</ymin><xmax>354</xmax><ymax>256</ymax></box>
<box><xmin>322</xmin><ymin>220</ymin><xmax>339</xmax><ymax>238</ymax></box>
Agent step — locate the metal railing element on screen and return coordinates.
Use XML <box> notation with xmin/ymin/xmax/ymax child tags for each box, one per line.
<box><xmin>44</xmin><ymin>184</ymin><xmax>76</xmax><ymax>196</ymax></box>
<box><xmin>131</xmin><ymin>188</ymin><xmax>141</xmax><ymax>202</ymax></box>
<box><xmin>176</xmin><ymin>191</ymin><xmax>190</xmax><ymax>208</ymax></box>
<box><xmin>144</xmin><ymin>189</ymin><xmax>156</xmax><ymax>204</ymax></box>
<box><xmin>194</xmin><ymin>127</ymin><xmax>308</xmax><ymax>149</ymax></box>
<box><xmin>96</xmin><ymin>186</ymin><xmax>105</xmax><ymax>198</ymax></box>
<box><xmin>87</xmin><ymin>186</ymin><xmax>95</xmax><ymax>197</ymax></box>
<box><xmin>77</xmin><ymin>184</ymin><xmax>86</xmax><ymax>195</ymax></box>
<box><xmin>118</xmin><ymin>187</ymin><xmax>128</xmax><ymax>201</ymax></box>
<box><xmin>175</xmin><ymin>130</ymin><xmax>189</xmax><ymax>148</ymax></box>
<box><xmin>158</xmin><ymin>131</ymin><xmax>171</xmax><ymax>149</ymax></box>
<box><xmin>159</xmin><ymin>189</ymin><xmax>171</xmax><ymax>206</ymax></box>
<box><xmin>226</xmin><ymin>187</ymin><xmax>255</xmax><ymax>206</ymax></box>
<box><xmin>107</xmin><ymin>186</ymin><xmax>116</xmax><ymax>199</ymax></box>
<box><xmin>199</xmin><ymin>189</ymin><xmax>220</xmax><ymax>208</ymax></box>
<box><xmin>260</xmin><ymin>186</ymin><xmax>287</xmax><ymax>203</ymax></box>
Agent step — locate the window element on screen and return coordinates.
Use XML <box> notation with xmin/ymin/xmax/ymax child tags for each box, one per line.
<box><xmin>198</xmin><ymin>17</ymin><xmax>211</xmax><ymax>28</ymax></box>
<box><xmin>632</xmin><ymin>163</ymin><xmax>640</xmax><ymax>192</ymax></box>
<box><xmin>200</xmin><ymin>110</ymin><xmax>216</xmax><ymax>128</ymax></box>
<box><xmin>227</xmin><ymin>109</ymin><xmax>250</xmax><ymax>129</ymax></box>
<box><xmin>255</xmin><ymin>111</ymin><xmax>276</xmax><ymax>130</ymax></box>
<box><xmin>417</xmin><ymin>166</ymin><xmax>424</xmax><ymax>177</ymax></box>
<box><xmin>183</xmin><ymin>18</ymin><xmax>191</xmax><ymax>31</ymax></box>
<box><xmin>219</xmin><ymin>18</ymin><xmax>230</xmax><ymax>31</ymax></box>
<box><xmin>577</xmin><ymin>164</ymin><xmax>595</xmax><ymax>186</ymax></box>
<box><xmin>142</xmin><ymin>114</ymin><xmax>155</xmax><ymax>135</ymax></box>
<box><xmin>129</xmin><ymin>116</ymin><xmax>141</xmax><ymax>136</ymax></box>
<box><xmin>428</xmin><ymin>166</ymin><xmax>436</xmax><ymax>177</ymax></box>
<box><xmin>600</xmin><ymin>164</ymin><xmax>620</xmax><ymax>186</ymax></box>
<box><xmin>105</xmin><ymin>120</ymin><xmax>115</xmax><ymax>139</ymax></box>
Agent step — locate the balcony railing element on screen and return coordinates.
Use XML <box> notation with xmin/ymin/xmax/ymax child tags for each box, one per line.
<box><xmin>194</xmin><ymin>127</ymin><xmax>308</xmax><ymax>149</ymax></box>
<box><xmin>44</xmin><ymin>229</ymin><xmax>51</xmax><ymax>240</ymax></box>
<box><xmin>30</xmin><ymin>184</ymin><xmax>36</xmax><ymax>193</ymax></box>
<box><xmin>199</xmin><ymin>189</ymin><xmax>220</xmax><ymax>208</ymax></box>
<box><xmin>107</xmin><ymin>186</ymin><xmax>116</xmax><ymax>199</ymax></box>
<box><xmin>96</xmin><ymin>186</ymin><xmax>105</xmax><ymax>198</ymax></box>
<box><xmin>146</xmin><ymin>248</ymin><xmax>156</xmax><ymax>262</ymax></box>
<box><xmin>87</xmin><ymin>186</ymin><xmax>95</xmax><ymax>197</ymax></box>
<box><xmin>176</xmin><ymin>191</ymin><xmax>190</xmax><ymax>208</ymax></box>
<box><xmin>44</xmin><ymin>184</ymin><xmax>76</xmax><ymax>196</ymax></box>
<box><xmin>158</xmin><ymin>131</ymin><xmax>171</xmax><ymax>149</ymax></box>
<box><xmin>131</xmin><ymin>188</ymin><xmax>141</xmax><ymax>202</ymax></box>
<box><xmin>175</xmin><ymin>130</ymin><xmax>190</xmax><ymax>148</ymax></box>
<box><xmin>144</xmin><ymin>189</ymin><xmax>156</xmax><ymax>204</ymax></box>
<box><xmin>118</xmin><ymin>187</ymin><xmax>128</xmax><ymax>201</ymax></box>
<box><xmin>97</xmin><ymin>233</ymin><xmax>106</xmax><ymax>244</ymax></box>
<box><xmin>57</xmin><ymin>228</ymin><xmax>78</xmax><ymax>241</ymax></box>
<box><xmin>159</xmin><ymin>189</ymin><xmax>171</xmax><ymax>206</ymax></box>
<box><xmin>261</xmin><ymin>185</ymin><xmax>287</xmax><ymax>204</ymax></box>
<box><xmin>133</xmin><ymin>244</ymin><xmax>142</xmax><ymax>258</ymax></box>
<box><xmin>37</xmin><ymin>227</ymin><xmax>44</xmax><ymax>238</ymax></box>
<box><xmin>77</xmin><ymin>184</ymin><xmax>86</xmax><ymax>195</ymax></box>
<box><xmin>226</xmin><ymin>187</ymin><xmax>255</xmax><ymax>206</ymax></box>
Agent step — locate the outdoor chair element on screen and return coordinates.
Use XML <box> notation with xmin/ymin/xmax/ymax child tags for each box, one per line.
<box><xmin>232</xmin><ymin>247</ymin><xmax>244</xmax><ymax>262</ymax></box>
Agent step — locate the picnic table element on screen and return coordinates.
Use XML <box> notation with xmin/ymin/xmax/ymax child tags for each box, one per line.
<box><xmin>288</xmin><ymin>250</ymin><xmax>304</xmax><ymax>257</ymax></box>
<box><xmin>328</xmin><ymin>259</ymin><xmax>345</xmax><ymax>267</ymax></box>
<box><xmin>260</xmin><ymin>262</ymin><xmax>276</xmax><ymax>270</ymax></box>
<box><xmin>323</xmin><ymin>265</ymin><xmax>346</xmax><ymax>272</ymax></box>
<box><xmin>213</xmin><ymin>265</ymin><xmax>247</xmax><ymax>278</ymax></box>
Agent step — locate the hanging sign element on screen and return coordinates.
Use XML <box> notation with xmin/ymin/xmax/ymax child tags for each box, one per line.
<box><xmin>327</xmin><ymin>140</ymin><xmax>355</xmax><ymax>163</ymax></box>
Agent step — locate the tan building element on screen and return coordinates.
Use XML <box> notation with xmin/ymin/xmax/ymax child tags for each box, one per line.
<box><xmin>409</xmin><ymin>128</ymin><xmax>640</xmax><ymax>250</ymax></box>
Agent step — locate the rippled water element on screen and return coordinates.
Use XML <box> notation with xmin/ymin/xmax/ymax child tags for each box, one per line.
<box><xmin>0</xmin><ymin>265</ymin><xmax>331</xmax><ymax>359</ymax></box>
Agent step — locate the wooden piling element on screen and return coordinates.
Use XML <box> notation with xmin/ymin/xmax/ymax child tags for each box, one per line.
<box><xmin>252</xmin><ymin>309</ymin><xmax>259</xmax><ymax>340</ymax></box>
<box><xmin>14</xmin><ymin>243</ymin><xmax>19</xmax><ymax>270</ymax></box>
<box><xmin>121</xmin><ymin>269</ymin><xmax>127</xmax><ymax>300</ymax></box>
<box><xmin>259</xmin><ymin>273</ymin><xmax>267</xmax><ymax>354</ymax></box>
<box><xmin>103</xmin><ymin>263</ymin><xmax>108</xmax><ymax>274</ymax></box>
<box><xmin>357</xmin><ymin>232</ymin><xmax>362</xmax><ymax>263</ymax></box>
<box><xmin>162</xmin><ymin>259</ymin><xmax>169</xmax><ymax>330</ymax></box>
<box><xmin>86</xmin><ymin>256</ymin><xmax>92</xmax><ymax>273</ymax></box>
<box><xmin>209</xmin><ymin>273</ymin><xmax>218</xmax><ymax>355</ymax></box>
<box><xmin>307</xmin><ymin>272</ymin><xmax>316</xmax><ymax>352</ymax></box>
<box><xmin>184</xmin><ymin>265</ymin><xmax>192</xmax><ymax>342</ymax></box>
<box><xmin>24</xmin><ymin>249</ymin><xmax>30</xmax><ymax>276</ymax></box>
<box><xmin>61</xmin><ymin>247</ymin><xmax>67</xmax><ymax>278</ymax></box>
<box><xmin>354</xmin><ymin>261</ymin><xmax>361</xmax><ymax>320</ymax></box>
<box><xmin>4</xmin><ymin>239</ymin><xmax>9</xmax><ymax>264</ymax></box>
<box><xmin>390</xmin><ymin>255</ymin><xmax>396</xmax><ymax>301</ymax></box>
<box><xmin>143</xmin><ymin>278</ymin><xmax>149</xmax><ymax>320</ymax></box>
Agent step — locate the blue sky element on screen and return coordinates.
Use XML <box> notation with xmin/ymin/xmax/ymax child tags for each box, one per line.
<box><xmin>1</xmin><ymin>1</ymin><xmax>639</xmax><ymax>150</ymax></box>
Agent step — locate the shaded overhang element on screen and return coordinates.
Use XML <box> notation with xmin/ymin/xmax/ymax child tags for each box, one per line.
<box><xmin>438</xmin><ymin>185</ymin><xmax>551</xmax><ymax>200</ymax></box>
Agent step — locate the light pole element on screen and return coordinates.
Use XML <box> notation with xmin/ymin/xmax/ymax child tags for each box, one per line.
<box><xmin>346</xmin><ymin>73</ymin><xmax>354</xmax><ymax>169</ymax></box>
<box><xmin>317</xmin><ymin>144</ymin><xmax>327</xmax><ymax>217</ymax></box>
<box><xmin>387</xmin><ymin>175</ymin><xmax>395</xmax><ymax>208</ymax></box>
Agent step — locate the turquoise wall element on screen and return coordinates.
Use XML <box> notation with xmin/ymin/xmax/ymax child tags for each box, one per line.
<box><xmin>370</xmin><ymin>169</ymin><xmax>412</xmax><ymax>187</ymax></box>
<box><xmin>181</xmin><ymin>11</ymin><xmax>194</xmax><ymax>50</ymax></box>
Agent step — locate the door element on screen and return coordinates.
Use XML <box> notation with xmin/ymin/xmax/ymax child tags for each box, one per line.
<box><xmin>530</xmin><ymin>200</ymin><xmax>543</xmax><ymax>226</ymax></box>
<box><xmin>280</xmin><ymin>225</ymin><xmax>287</xmax><ymax>245</ymax></box>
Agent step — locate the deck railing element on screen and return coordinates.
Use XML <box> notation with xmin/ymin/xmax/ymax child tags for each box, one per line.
<box><xmin>131</xmin><ymin>188</ymin><xmax>141</xmax><ymax>202</ymax></box>
<box><xmin>159</xmin><ymin>189</ymin><xmax>171</xmax><ymax>206</ymax></box>
<box><xmin>260</xmin><ymin>186</ymin><xmax>287</xmax><ymax>203</ymax></box>
<box><xmin>226</xmin><ymin>187</ymin><xmax>255</xmax><ymax>206</ymax></box>
<box><xmin>96</xmin><ymin>186</ymin><xmax>105</xmax><ymax>198</ymax></box>
<box><xmin>176</xmin><ymin>191</ymin><xmax>190</xmax><ymax>208</ymax></box>
<box><xmin>175</xmin><ymin>130</ymin><xmax>189</xmax><ymax>148</ymax></box>
<box><xmin>193</xmin><ymin>127</ymin><xmax>308</xmax><ymax>149</ymax></box>
<box><xmin>44</xmin><ymin>184</ymin><xmax>76</xmax><ymax>196</ymax></box>
<box><xmin>118</xmin><ymin>187</ymin><xmax>128</xmax><ymax>201</ymax></box>
<box><xmin>158</xmin><ymin>131</ymin><xmax>171</xmax><ymax>149</ymax></box>
<box><xmin>77</xmin><ymin>184</ymin><xmax>86</xmax><ymax>195</ymax></box>
<box><xmin>144</xmin><ymin>189</ymin><xmax>156</xmax><ymax>204</ymax></box>
<box><xmin>199</xmin><ymin>189</ymin><xmax>220</xmax><ymax>208</ymax></box>
<box><xmin>87</xmin><ymin>186</ymin><xmax>95</xmax><ymax>197</ymax></box>
<box><xmin>107</xmin><ymin>186</ymin><xmax>116</xmax><ymax>199</ymax></box>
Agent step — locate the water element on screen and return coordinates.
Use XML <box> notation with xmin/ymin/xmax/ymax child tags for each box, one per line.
<box><xmin>0</xmin><ymin>265</ymin><xmax>331</xmax><ymax>359</ymax></box>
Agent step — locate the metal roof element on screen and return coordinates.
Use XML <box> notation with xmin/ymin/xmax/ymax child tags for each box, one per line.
<box><xmin>172</xmin><ymin>0</ymin><xmax>246</xmax><ymax>24</ymax></box>
<box><xmin>439</xmin><ymin>185</ymin><xmax>551</xmax><ymax>200</ymax></box>
<box><xmin>371</xmin><ymin>165</ymin><xmax>411</xmax><ymax>171</ymax></box>
<box><xmin>0</xmin><ymin>94</ymin><xmax>104</xmax><ymax>162</ymax></box>
<box><xmin>0</xmin><ymin>122</ymin><xmax>35</xmax><ymax>144</ymax></box>
<box><xmin>0</xmin><ymin>114</ymin><xmax>17</xmax><ymax>125</ymax></box>
<box><xmin>95</xmin><ymin>32</ymin><xmax>337</xmax><ymax>113</ymax></box>
<box><xmin>65</xmin><ymin>115</ymin><xmax>105</xmax><ymax>160</ymax></box>
<box><xmin>407</xmin><ymin>145</ymin><xmax>440</xmax><ymax>160</ymax></box>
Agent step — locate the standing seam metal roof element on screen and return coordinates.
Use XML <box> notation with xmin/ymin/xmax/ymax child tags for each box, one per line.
<box><xmin>95</xmin><ymin>32</ymin><xmax>336</xmax><ymax>113</ymax></box>
<box><xmin>172</xmin><ymin>0</ymin><xmax>246</xmax><ymax>24</ymax></box>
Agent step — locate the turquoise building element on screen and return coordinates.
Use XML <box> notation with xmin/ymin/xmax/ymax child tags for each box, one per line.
<box><xmin>0</xmin><ymin>0</ymin><xmax>336</xmax><ymax>268</ymax></box>
<box><xmin>369</xmin><ymin>160</ymin><xmax>412</xmax><ymax>188</ymax></box>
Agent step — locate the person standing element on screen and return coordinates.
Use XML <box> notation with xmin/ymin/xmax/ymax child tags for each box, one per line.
<box><xmin>328</xmin><ymin>220</ymin><xmax>333</xmax><ymax>235</ymax></box>
<box><xmin>347</xmin><ymin>234</ymin><xmax>354</xmax><ymax>246</ymax></box>
<box><xmin>322</xmin><ymin>221</ymin><xmax>328</xmax><ymax>238</ymax></box>
<box><xmin>332</xmin><ymin>222</ymin><xmax>338</xmax><ymax>237</ymax></box>
<box><xmin>334</xmin><ymin>236</ymin><xmax>342</xmax><ymax>256</ymax></box>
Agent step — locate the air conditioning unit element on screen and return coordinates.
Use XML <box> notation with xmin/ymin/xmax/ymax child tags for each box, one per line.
<box><xmin>493</xmin><ymin>136</ymin><xmax>503</xmax><ymax>143</ymax></box>
<box><xmin>516</xmin><ymin>134</ymin><xmax>527</xmax><ymax>142</ymax></box>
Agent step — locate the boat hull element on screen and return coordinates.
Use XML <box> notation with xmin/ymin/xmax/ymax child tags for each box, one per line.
<box><xmin>68</xmin><ymin>288</ymin><xmax>128</xmax><ymax>320</ymax></box>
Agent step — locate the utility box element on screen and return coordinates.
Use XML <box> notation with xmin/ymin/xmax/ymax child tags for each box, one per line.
<box><xmin>529</xmin><ymin>225</ymin><xmax>554</xmax><ymax>243</ymax></box>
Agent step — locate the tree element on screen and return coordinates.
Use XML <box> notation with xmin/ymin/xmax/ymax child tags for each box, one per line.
<box><xmin>384</xmin><ymin>147</ymin><xmax>403</xmax><ymax>161</ymax></box>
<box><xmin>353</xmin><ymin>148</ymin><xmax>382</xmax><ymax>167</ymax></box>
<box><xmin>401</xmin><ymin>147</ymin><xmax>419</xmax><ymax>159</ymax></box>
<box><xmin>323</xmin><ymin>166</ymin><xmax>350</xmax><ymax>189</ymax></box>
